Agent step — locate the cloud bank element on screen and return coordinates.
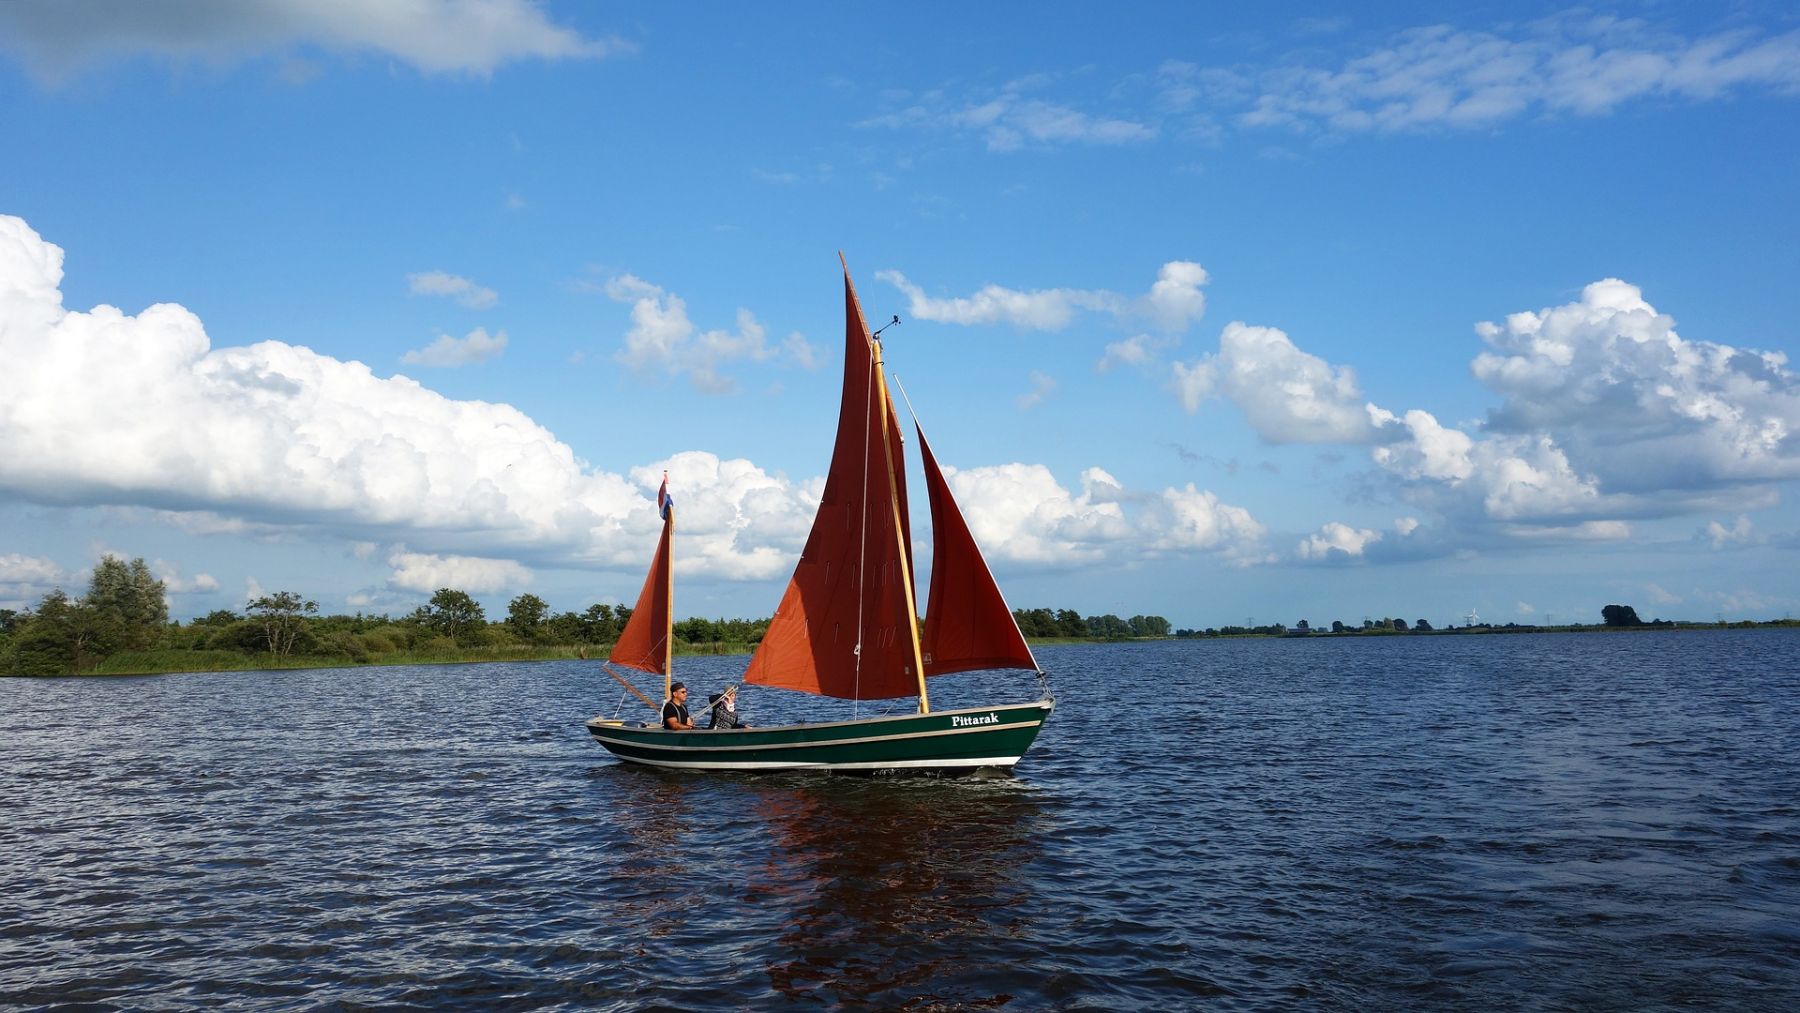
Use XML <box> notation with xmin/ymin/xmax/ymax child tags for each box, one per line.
<box><xmin>1168</xmin><ymin>273</ymin><xmax>1798</xmax><ymax>548</ymax></box>
<box><xmin>0</xmin><ymin>215</ymin><xmax>805</xmax><ymax>583</ymax></box>
<box><xmin>0</xmin><ymin>215</ymin><xmax>1269</xmax><ymax>595</ymax></box>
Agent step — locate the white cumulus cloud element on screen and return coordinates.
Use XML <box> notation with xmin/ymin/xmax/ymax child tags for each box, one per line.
<box><xmin>154</xmin><ymin>559</ymin><xmax>220</xmax><ymax>595</ymax></box>
<box><xmin>1143</xmin><ymin>261</ymin><xmax>1209</xmax><ymax>332</ymax></box>
<box><xmin>386</xmin><ymin>549</ymin><xmax>533</xmax><ymax>594</ymax></box>
<box><xmin>401</xmin><ymin>327</ymin><xmax>508</xmax><ymax>367</ymax></box>
<box><xmin>1097</xmin><ymin>334</ymin><xmax>1168</xmax><ymax>373</ymax></box>
<box><xmin>0</xmin><ymin>553</ymin><xmax>70</xmax><ymax>608</ymax></box>
<box><xmin>929</xmin><ymin>460</ymin><xmax>1268</xmax><ymax>568</ymax></box>
<box><xmin>1471</xmin><ymin>278</ymin><xmax>1800</xmax><ymax>491</ymax></box>
<box><xmin>937</xmin><ymin>462</ymin><xmax>1131</xmax><ymax>566</ymax></box>
<box><xmin>1017</xmin><ymin>370</ymin><xmax>1057</xmax><ymax>411</ymax></box>
<box><xmin>407</xmin><ymin>271</ymin><xmax>498</xmax><ymax>310</ymax></box>
<box><xmin>604</xmin><ymin>274</ymin><xmax>816</xmax><ymax>394</ymax></box>
<box><xmin>1173</xmin><ymin>321</ymin><xmax>1382</xmax><ymax>443</ymax></box>
<box><xmin>1704</xmin><ymin>515</ymin><xmax>1754</xmax><ymax>549</ymax></box>
<box><xmin>1296</xmin><ymin>521</ymin><xmax>1382</xmax><ymax>561</ymax></box>
<box><xmin>1151</xmin><ymin>484</ymin><xmax>1270</xmax><ymax>565</ymax></box>
<box><xmin>0</xmin><ymin>214</ymin><xmax>805</xmax><ymax>581</ymax></box>
<box><xmin>631</xmin><ymin>451</ymin><xmax>819</xmax><ymax>581</ymax></box>
<box><xmin>879</xmin><ymin>260</ymin><xmax>1206</xmax><ymax>334</ymax></box>
<box><xmin>878</xmin><ymin>271</ymin><xmax>1120</xmax><ymax>331</ymax></box>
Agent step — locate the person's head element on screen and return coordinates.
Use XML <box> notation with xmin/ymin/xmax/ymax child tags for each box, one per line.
<box><xmin>722</xmin><ymin>686</ymin><xmax>737</xmax><ymax>704</ymax></box>
<box><xmin>670</xmin><ymin>681</ymin><xmax>687</xmax><ymax>702</ymax></box>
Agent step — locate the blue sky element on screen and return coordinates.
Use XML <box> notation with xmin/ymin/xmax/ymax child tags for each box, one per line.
<box><xmin>2</xmin><ymin>1</ymin><xmax>1797</xmax><ymax>629</ymax></box>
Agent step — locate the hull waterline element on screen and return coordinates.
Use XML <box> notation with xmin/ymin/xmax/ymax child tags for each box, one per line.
<box><xmin>584</xmin><ymin>698</ymin><xmax>1055</xmax><ymax>776</ymax></box>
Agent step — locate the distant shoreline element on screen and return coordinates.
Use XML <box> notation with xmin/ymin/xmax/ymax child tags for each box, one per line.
<box><xmin>5</xmin><ymin>622</ymin><xmax>1794</xmax><ymax>678</ymax></box>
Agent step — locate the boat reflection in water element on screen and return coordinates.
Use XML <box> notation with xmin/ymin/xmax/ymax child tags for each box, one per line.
<box><xmin>745</xmin><ymin>777</ymin><xmax>1047</xmax><ymax>1006</ymax></box>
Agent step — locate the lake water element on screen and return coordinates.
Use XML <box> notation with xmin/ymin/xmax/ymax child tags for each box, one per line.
<box><xmin>3</xmin><ymin>631</ymin><xmax>1798</xmax><ymax>1010</ymax></box>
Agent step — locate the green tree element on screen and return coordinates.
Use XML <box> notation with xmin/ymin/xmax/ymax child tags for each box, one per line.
<box><xmin>7</xmin><ymin>589</ymin><xmax>120</xmax><ymax>675</ymax></box>
<box><xmin>1012</xmin><ymin>608</ymin><xmax>1057</xmax><ymax>638</ymax></box>
<box><xmin>1601</xmin><ymin>604</ymin><xmax>1644</xmax><ymax>627</ymax></box>
<box><xmin>506</xmin><ymin>593</ymin><xmax>549</xmax><ymax>640</ymax></box>
<box><xmin>674</xmin><ymin>617</ymin><xmax>717</xmax><ymax>643</ymax></box>
<box><xmin>1086</xmin><ymin>614</ymin><xmax>1131</xmax><ymax>639</ymax></box>
<box><xmin>1414</xmin><ymin>619</ymin><xmax>1433</xmax><ymax>631</ymax></box>
<box><xmin>572</xmin><ymin>603</ymin><xmax>618</xmax><ymax>643</ymax></box>
<box><xmin>246</xmin><ymin>592</ymin><xmax>318</xmax><ymax>659</ymax></box>
<box><xmin>421</xmin><ymin>588</ymin><xmax>485</xmax><ymax>644</ymax></box>
<box><xmin>1129</xmin><ymin>615</ymin><xmax>1172</xmax><ymax>637</ymax></box>
<box><xmin>86</xmin><ymin>555</ymin><xmax>168</xmax><ymax>651</ymax></box>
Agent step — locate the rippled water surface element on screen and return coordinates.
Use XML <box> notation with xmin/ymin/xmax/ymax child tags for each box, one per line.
<box><xmin>4</xmin><ymin>630</ymin><xmax>1799</xmax><ymax>1010</ymax></box>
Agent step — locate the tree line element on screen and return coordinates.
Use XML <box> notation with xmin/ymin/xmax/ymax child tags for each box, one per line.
<box><xmin>1010</xmin><ymin>608</ymin><xmax>1173</xmax><ymax>640</ymax></box>
<box><xmin>0</xmin><ymin>560</ymin><xmax>668</xmax><ymax>676</ymax></box>
<box><xmin>13</xmin><ymin>558</ymin><xmax>1729</xmax><ymax>677</ymax></box>
<box><xmin>0</xmin><ymin>559</ymin><xmax>1182</xmax><ymax>676</ymax></box>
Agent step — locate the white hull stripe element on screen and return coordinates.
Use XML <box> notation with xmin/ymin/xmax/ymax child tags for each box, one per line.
<box><xmin>613</xmin><ymin>755</ymin><xmax>1027</xmax><ymax>772</ymax></box>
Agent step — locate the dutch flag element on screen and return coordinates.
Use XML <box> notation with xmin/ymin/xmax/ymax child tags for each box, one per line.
<box><xmin>657</xmin><ymin>473</ymin><xmax>673</xmax><ymax>521</ymax></box>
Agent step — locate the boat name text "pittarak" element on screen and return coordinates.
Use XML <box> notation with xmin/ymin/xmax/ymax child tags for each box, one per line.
<box><xmin>951</xmin><ymin>712</ymin><xmax>1001</xmax><ymax>728</ymax></box>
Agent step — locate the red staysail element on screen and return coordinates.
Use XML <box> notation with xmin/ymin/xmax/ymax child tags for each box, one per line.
<box><xmin>917</xmin><ymin>426</ymin><xmax>1040</xmax><ymax>676</ymax></box>
<box><xmin>610</xmin><ymin>514</ymin><xmax>673</xmax><ymax>677</ymax></box>
<box><xmin>743</xmin><ymin>264</ymin><xmax>922</xmax><ymax>700</ymax></box>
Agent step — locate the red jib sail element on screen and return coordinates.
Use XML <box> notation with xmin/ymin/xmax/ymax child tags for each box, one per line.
<box><xmin>610</xmin><ymin>514</ymin><xmax>673</xmax><ymax>677</ymax></box>
<box><xmin>743</xmin><ymin>264</ymin><xmax>921</xmax><ymax>700</ymax></box>
<box><xmin>916</xmin><ymin>425</ymin><xmax>1040</xmax><ymax>676</ymax></box>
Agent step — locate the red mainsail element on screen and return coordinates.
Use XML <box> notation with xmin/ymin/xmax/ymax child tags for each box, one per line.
<box><xmin>917</xmin><ymin>426</ymin><xmax>1040</xmax><ymax>676</ymax></box>
<box><xmin>743</xmin><ymin>264</ymin><xmax>923</xmax><ymax>700</ymax></box>
<box><xmin>610</xmin><ymin>514</ymin><xmax>673</xmax><ymax>678</ymax></box>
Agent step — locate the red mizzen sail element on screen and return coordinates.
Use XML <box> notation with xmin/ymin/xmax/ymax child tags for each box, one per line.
<box><xmin>743</xmin><ymin>263</ymin><xmax>922</xmax><ymax>700</ymax></box>
<box><xmin>610</xmin><ymin>513</ymin><xmax>673</xmax><ymax>678</ymax></box>
<box><xmin>917</xmin><ymin>426</ymin><xmax>1040</xmax><ymax>676</ymax></box>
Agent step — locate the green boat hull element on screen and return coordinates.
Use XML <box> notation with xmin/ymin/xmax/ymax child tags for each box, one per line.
<box><xmin>584</xmin><ymin>698</ymin><xmax>1055</xmax><ymax>775</ymax></box>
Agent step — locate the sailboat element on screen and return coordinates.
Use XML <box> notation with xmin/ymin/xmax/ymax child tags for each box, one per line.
<box><xmin>585</xmin><ymin>258</ymin><xmax>1055</xmax><ymax>775</ymax></box>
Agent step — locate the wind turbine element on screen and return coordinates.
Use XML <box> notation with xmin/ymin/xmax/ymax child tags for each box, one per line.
<box><xmin>1464</xmin><ymin>607</ymin><xmax>1480</xmax><ymax>627</ymax></box>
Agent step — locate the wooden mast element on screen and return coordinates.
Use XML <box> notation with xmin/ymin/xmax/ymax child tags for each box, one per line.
<box><xmin>870</xmin><ymin>336</ymin><xmax>931</xmax><ymax>714</ymax></box>
<box><xmin>664</xmin><ymin>508</ymin><xmax>674</xmax><ymax>703</ymax></box>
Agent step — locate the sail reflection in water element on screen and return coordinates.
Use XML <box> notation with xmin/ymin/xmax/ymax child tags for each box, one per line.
<box><xmin>746</xmin><ymin>779</ymin><xmax>1047</xmax><ymax>1006</ymax></box>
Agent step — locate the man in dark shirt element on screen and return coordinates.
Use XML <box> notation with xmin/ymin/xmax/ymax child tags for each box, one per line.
<box><xmin>661</xmin><ymin>682</ymin><xmax>693</xmax><ymax>730</ymax></box>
